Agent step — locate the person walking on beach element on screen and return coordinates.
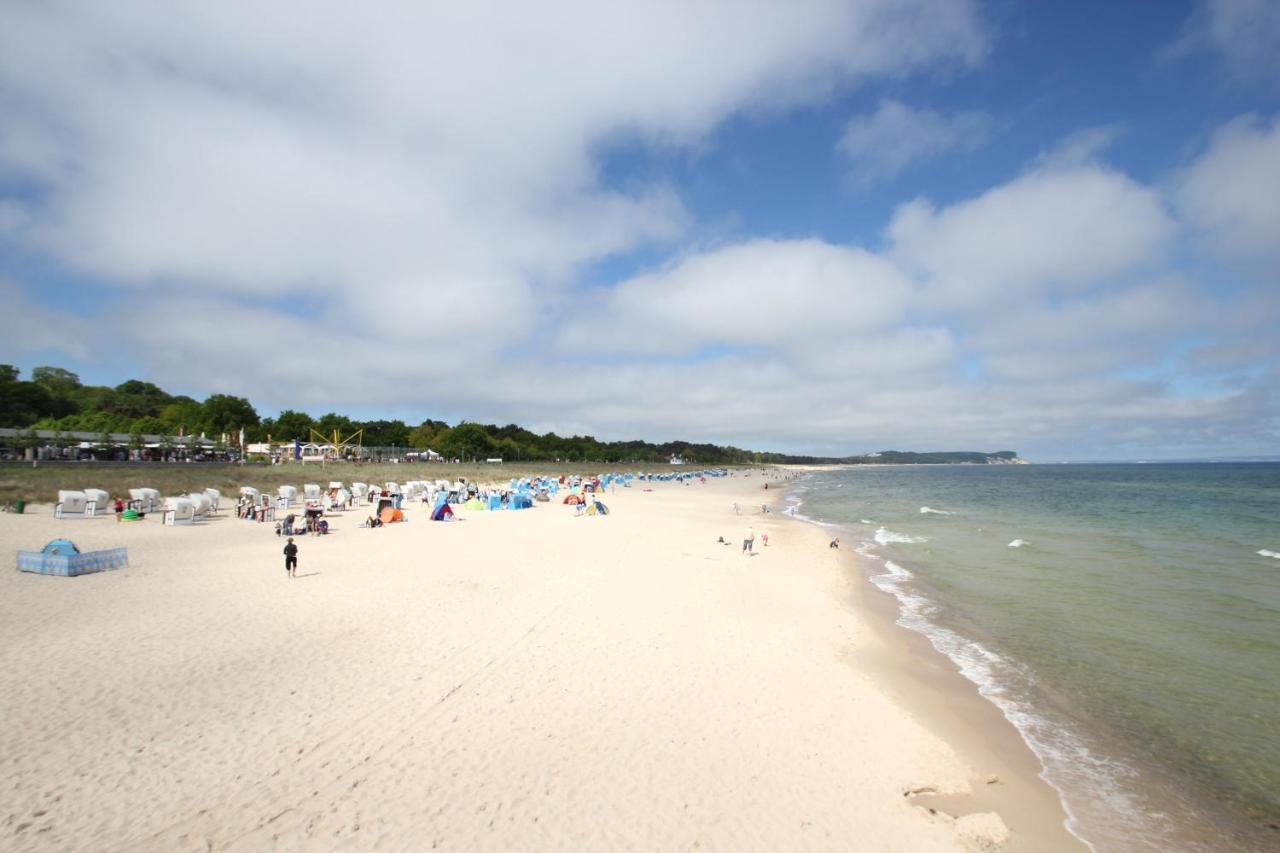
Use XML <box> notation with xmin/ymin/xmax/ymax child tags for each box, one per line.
<box><xmin>743</xmin><ymin>526</ymin><xmax>755</xmax><ymax>555</ymax></box>
<box><xmin>283</xmin><ymin>537</ymin><xmax>298</xmax><ymax>578</ymax></box>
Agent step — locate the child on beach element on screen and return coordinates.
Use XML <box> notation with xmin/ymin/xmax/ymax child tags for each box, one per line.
<box><xmin>743</xmin><ymin>526</ymin><xmax>755</xmax><ymax>555</ymax></box>
<box><xmin>283</xmin><ymin>538</ymin><xmax>298</xmax><ymax>578</ymax></box>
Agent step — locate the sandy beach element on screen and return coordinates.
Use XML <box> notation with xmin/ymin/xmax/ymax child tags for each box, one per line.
<box><xmin>1</xmin><ymin>472</ymin><xmax>1082</xmax><ymax>851</ymax></box>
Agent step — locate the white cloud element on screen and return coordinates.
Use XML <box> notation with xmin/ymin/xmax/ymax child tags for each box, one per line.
<box><xmin>887</xmin><ymin>163</ymin><xmax>1177</xmax><ymax>307</ymax></box>
<box><xmin>1170</xmin><ymin>0</ymin><xmax>1280</xmax><ymax>81</ymax></box>
<box><xmin>838</xmin><ymin>100</ymin><xmax>993</xmax><ymax>187</ymax></box>
<box><xmin>0</xmin><ymin>6</ymin><xmax>1276</xmax><ymax>460</ymax></box>
<box><xmin>559</xmin><ymin>239</ymin><xmax>914</xmax><ymax>355</ymax></box>
<box><xmin>1176</xmin><ymin>113</ymin><xmax>1280</xmax><ymax>262</ymax></box>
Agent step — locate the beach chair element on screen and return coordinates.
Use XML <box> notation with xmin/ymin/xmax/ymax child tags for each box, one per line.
<box><xmin>184</xmin><ymin>492</ymin><xmax>210</xmax><ymax>517</ymax></box>
<box><xmin>163</xmin><ymin>497</ymin><xmax>195</xmax><ymax>526</ymax></box>
<box><xmin>83</xmin><ymin>489</ymin><xmax>110</xmax><ymax>516</ymax></box>
<box><xmin>129</xmin><ymin>488</ymin><xmax>160</xmax><ymax>513</ymax></box>
<box><xmin>56</xmin><ymin>490</ymin><xmax>87</xmax><ymax>519</ymax></box>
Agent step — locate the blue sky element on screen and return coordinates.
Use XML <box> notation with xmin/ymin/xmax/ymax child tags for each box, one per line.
<box><xmin>1</xmin><ymin>1</ymin><xmax>1277</xmax><ymax>460</ymax></box>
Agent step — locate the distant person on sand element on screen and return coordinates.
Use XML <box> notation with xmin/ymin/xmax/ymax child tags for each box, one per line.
<box><xmin>743</xmin><ymin>526</ymin><xmax>755</xmax><ymax>555</ymax></box>
<box><xmin>283</xmin><ymin>538</ymin><xmax>298</xmax><ymax>578</ymax></box>
<box><xmin>829</xmin><ymin>538</ymin><xmax>840</xmax><ymax>549</ymax></box>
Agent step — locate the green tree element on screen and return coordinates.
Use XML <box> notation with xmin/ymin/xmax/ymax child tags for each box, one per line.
<box><xmin>129</xmin><ymin>416</ymin><xmax>167</xmax><ymax>436</ymax></box>
<box><xmin>200</xmin><ymin>394</ymin><xmax>259</xmax><ymax>434</ymax></box>
<box><xmin>32</xmin><ymin>366</ymin><xmax>82</xmax><ymax>398</ymax></box>
<box><xmin>267</xmin><ymin>409</ymin><xmax>314</xmax><ymax>441</ymax></box>
<box><xmin>437</xmin><ymin>423</ymin><xmax>495</xmax><ymax>461</ymax></box>
<box><xmin>408</xmin><ymin>419</ymin><xmax>449</xmax><ymax>449</ymax></box>
<box><xmin>361</xmin><ymin>419</ymin><xmax>410</xmax><ymax>447</ymax></box>
<box><xmin>0</xmin><ymin>378</ymin><xmax>59</xmax><ymax>427</ymax></box>
<box><xmin>108</xmin><ymin>380</ymin><xmax>170</xmax><ymax>419</ymax></box>
<box><xmin>313</xmin><ymin>412</ymin><xmax>355</xmax><ymax>438</ymax></box>
<box><xmin>158</xmin><ymin>399</ymin><xmax>203</xmax><ymax>435</ymax></box>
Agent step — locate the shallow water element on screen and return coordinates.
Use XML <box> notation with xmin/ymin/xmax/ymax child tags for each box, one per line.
<box><xmin>787</xmin><ymin>463</ymin><xmax>1280</xmax><ymax>852</ymax></box>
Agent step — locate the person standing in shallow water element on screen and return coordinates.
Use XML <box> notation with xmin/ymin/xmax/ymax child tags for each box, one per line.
<box><xmin>283</xmin><ymin>537</ymin><xmax>298</xmax><ymax>578</ymax></box>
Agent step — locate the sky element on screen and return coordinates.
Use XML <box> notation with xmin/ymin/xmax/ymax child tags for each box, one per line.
<box><xmin>1</xmin><ymin>0</ymin><xmax>1278</xmax><ymax>461</ymax></box>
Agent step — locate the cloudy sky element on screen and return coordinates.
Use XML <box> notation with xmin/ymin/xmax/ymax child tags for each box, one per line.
<box><xmin>2</xmin><ymin>0</ymin><xmax>1277</xmax><ymax>460</ymax></box>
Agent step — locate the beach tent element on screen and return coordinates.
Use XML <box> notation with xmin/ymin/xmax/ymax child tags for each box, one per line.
<box><xmin>487</xmin><ymin>493</ymin><xmax>503</xmax><ymax>511</ymax></box>
<box><xmin>240</xmin><ymin>486</ymin><xmax>260</xmax><ymax>499</ymax></box>
<box><xmin>203</xmin><ymin>488</ymin><xmax>221</xmax><ymax>511</ymax></box>
<box><xmin>17</xmin><ymin>539</ymin><xmax>128</xmax><ymax>577</ymax></box>
<box><xmin>56</xmin><ymin>490</ymin><xmax>87</xmax><ymax>517</ymax></box>
<box><xmin>45</xmin><ymin>539</ymin><xmax>80</xmax><ymax>555</ymax></box>
<box><xmin>430</xmin><ymin>503</ymin><xmax>454</xmax><ymax>521</ymax></box>
<box><xmin>277</xmin><ymin>485</ymin><xmax>298</xmax><ymax>505</ymax></box>
<box><xmin>562</xmin><ymin>494</ymin><xmax>584</xmax><ymax>505</ymax></box>
<box><xmin>376</xmin><ymin>498</ymin><xmax>395</xmax><ymax>517</ymax></box>
<box><xmin>379</xmin><ymin>506</ymin><xmax>404</xmax><ymax>524</ymax></box>
<box><xmin>83</xmin><ymin>489</ymin><xmax>109</xmax><ymax>515</ymax></box>
<box><xmin>463</xmin><ymin>497</ymin><xmax>485</xmax><ymax>511</ymax></box>
<box><xmin>120</xmin><ymin>508</ymin><xmax>141</xmax><ymax>522</ymax></box>
<box><xmin>351</xmin><ymin>482</ymin><xmax>368</xmax><ymax>503</ymax></box>
<box><xmin>304</xmin><ymin>484</ymin><xmax>321</xmax><ymax>500</ymax></box>
<box><xmin>508</xmin><ymin>494</ymin><xmax>533</xmax><ymax>510</ymax></box>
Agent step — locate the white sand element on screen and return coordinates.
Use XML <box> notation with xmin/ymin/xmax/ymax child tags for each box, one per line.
<box><xmin>1</xmin><ymin>474</ymin><xmax>1081</xmax><ymax>851</ymax></box>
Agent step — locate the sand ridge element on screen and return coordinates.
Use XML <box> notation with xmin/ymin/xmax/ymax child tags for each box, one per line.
<box><xmin>1</xmin><ymin>473</ymin><xmax>1076</xmax><ymax>851</ymax></box>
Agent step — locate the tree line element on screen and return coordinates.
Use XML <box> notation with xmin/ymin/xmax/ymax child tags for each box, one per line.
<box><xmin>0</xmin><ymin>364</ymin><xmax>816</xmax><ymax>464</ymax></box>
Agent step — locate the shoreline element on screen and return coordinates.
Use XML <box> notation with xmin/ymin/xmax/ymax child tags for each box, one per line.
<box><xmin>762</xmin><ymin>475</ymin><xmax>1084</xmax><ymax>852</ymax></box>
<box><xmin>3</xmin><ymin>471</ymin><xmax>1081</xmax><ymax>851</ymax></box>
<box><xmin>777</xmin><ymin>469</ymin><xmax>1279</xmax><ymax>853</ymax></box>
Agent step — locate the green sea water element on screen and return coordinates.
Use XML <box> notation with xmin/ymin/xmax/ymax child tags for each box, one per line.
<box><xmin>786</xmin><ymin>463</ymin><xmax>1280</xmax><ymax>852</ymax></box>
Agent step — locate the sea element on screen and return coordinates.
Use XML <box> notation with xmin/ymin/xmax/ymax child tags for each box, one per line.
<box><xmin>782</xmin><ymin>463</ymin><xmax>1280</xmax><ymax>852</ymax></box>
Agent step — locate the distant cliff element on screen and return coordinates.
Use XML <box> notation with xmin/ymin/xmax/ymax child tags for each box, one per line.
<box><xmin>844</xmin><ymin>450</ymin><xmax>1025</xmax><ymax>465</ymax></box>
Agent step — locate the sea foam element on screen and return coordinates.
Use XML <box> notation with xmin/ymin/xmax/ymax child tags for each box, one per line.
<box><xmin>874</xmin><ymin>526</ymin><xmax>928</xmax><ymax>546</ymax></box>
<box><xmin>1008</xmin><ymin>539</ymin><xmax>1029</xmax><ymax>548</ymax></box>
<box><xmin>920</xmin><ymin>506</ymin><xmax>955</xmax><ymax>515</ymax></box>
<box><xmin>1259</xmin><ymin>549</ymin><xmax>1280</xmax><ymax>559</ymax></box>
<box><xmin>868</xmin><ymin>554</ymin><xmax>1148</xmax><ymax>853</ymax></box>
